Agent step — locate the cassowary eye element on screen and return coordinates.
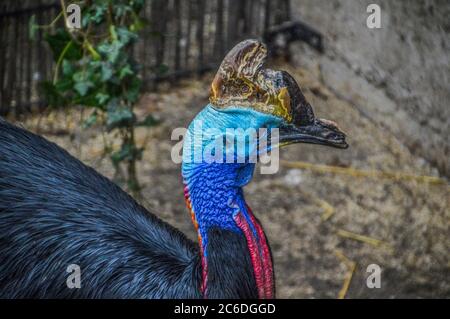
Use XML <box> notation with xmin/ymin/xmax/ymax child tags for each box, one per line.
<box><xmin>256</xmin><ymin>90</ymin><xmax>263</xmax><ymax>99</ymax></box>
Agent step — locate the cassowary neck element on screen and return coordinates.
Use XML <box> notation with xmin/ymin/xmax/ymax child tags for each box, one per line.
<box><xmin>182</xmin><ymin>162</ymin><xmax>274</xmax><ymax>299</ymax></box>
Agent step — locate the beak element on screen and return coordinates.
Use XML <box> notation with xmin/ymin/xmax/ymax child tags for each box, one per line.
<box><xmin>277</xmin><ymin>70</ymin><xmax>348</xmax><ymax>149</ymax></box>
<box><xmin>279</xmin><ymin>118</ymin><xmax>348</xmax><ymax>149</ymax></box>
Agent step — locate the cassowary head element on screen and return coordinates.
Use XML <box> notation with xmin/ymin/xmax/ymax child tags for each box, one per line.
<box><xmin>181</xmin><ymin>40</ymin><xmax>348</xmax><ymax>299</ymax></box>
<box><xmin>209</xmin><ymin>39</ymin><xmax>348</xmax><ymax>149</ymax></box>
<box><xmin>182</xmin><ymin>39</ymin><xmax>347</xmax><ymax>172</ymax></box>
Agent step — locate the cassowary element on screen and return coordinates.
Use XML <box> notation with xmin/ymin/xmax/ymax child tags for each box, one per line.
<box><xmin>0</xmin><ymin>40</ymin><xmax>347</xmax><ymax>298</ymax></box>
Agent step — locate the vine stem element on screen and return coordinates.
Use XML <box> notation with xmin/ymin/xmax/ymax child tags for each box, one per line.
<box><xmin>53</xmin><ymin>40</ymin><xmax>73</xmax><ymax>84</ymax></box>
<box><xmin>126</xmin><ymin>122</ymin><xmax>142</xmax><ymax>201</ymax></box>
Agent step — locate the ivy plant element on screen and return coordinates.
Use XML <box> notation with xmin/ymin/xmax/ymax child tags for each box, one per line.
<box><xmin>34</xmin><ymin>0</ymin><xmax>158</xmax><ymax>198</ymax></box>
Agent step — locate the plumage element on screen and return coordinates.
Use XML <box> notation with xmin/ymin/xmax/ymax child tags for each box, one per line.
<box><xmin>0</xmin><ymin>118</ymin><xmax>201</xmax><ymax>298</ymax></box>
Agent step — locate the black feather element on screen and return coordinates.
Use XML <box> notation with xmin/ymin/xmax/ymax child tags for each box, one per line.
<box><xmin>0</xmin><ymin>118</ymin><xmax>201</xmax><ymax>298</ymax></box>
<box><xmin>0</xmin><ymin>118</ymin><xmax>258</xmax><ymax>298</ymax></box>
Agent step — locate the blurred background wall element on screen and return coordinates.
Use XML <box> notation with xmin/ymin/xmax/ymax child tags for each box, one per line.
<box><xmin>289</xmin><ymin>0</ymin><xmax>450</xmax><ymax>179</ymax></box>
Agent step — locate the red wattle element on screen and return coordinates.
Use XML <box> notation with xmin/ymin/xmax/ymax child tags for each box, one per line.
<box><xmin>184</xmin><ymin>183</ymin><xmax>274</xmax><ymax>299</ymax></box>
<box><xmin>234</xmin><ymin>209</ymin><xmax>275</xmax><ymax>299</ymax></box>
<box><xmin>247</xmin><ymin>205</ymin><xmax>275</xmax><ymax>298</ymax></box>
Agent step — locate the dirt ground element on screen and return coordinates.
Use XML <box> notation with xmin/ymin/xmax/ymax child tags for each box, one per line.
<box><xmin>17</xmin><ymin>57</ymin><xmax>449</xmax><ymax>298</ymax></box>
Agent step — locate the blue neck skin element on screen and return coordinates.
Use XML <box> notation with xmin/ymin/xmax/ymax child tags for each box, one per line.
<box><xmin>182</xmin><ymin>104</ymin><xmax>283</xmax><ymax>255</ymax></box>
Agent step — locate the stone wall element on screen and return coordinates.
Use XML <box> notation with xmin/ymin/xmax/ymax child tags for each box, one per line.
<box><xmin>289</xmin><ymin>0</ymin><xmax>449</xmax><ymax>177</ymax></box>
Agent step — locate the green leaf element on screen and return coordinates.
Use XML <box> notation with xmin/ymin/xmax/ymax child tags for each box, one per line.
<box><xmin>55</xmin><ymin>77</ymin><xmax>73</xmax><ymax>91</ymax></box>
<box><xmin>82</xmin><ymin>111</ymin><xmax>98</xmax><ymax>128</ymax></box>
<box><xmin>125</xmin><ymin>77</ymin><xmax>142</xmax><ymax>103</ymax></box>
<box><xmin>109</xmin><ymin>25</ymin><xmax>118</xmax><ymax>41</ymax></box>
<box><xmin>45</xmin><ymin>29</ymin><xmax>82</xmax><ymax>61</ymax></box>
<box><xmin>110</xmin><ymin>148</ymin><xmax>127</xmax><ymax>166</ymax></box>
<box><xmin>137</xmin><ymin>114</ymin><xmax>160</xmax><ymax>127</ymax></box>
<box><xmin>76</xmin><ymin>93</ymin><xmax>101</xmax><ymax>108</ymax></box>
<box><xmin>74</xmin><ymin>81</ymin><xmax>94</xmax><ymax>96</ymax></box>
<box><xmin>40</xmin><ymin>81</ymin><xmax>69</xmax><ymax>108</ymax></box>
<box><xmin>101</xmin><ymin>63</ymin><xmax>114</xmax><ymax>81</ymax></box>
<box><xmin>119</xmin><ymin>64</ymin><xmax>133</xmax><ymax>79</ymax></box>
<box><xmin>62</xmin><ymin>59</ymin><xmax>74</xmax><ymax>76</ymax></box>
<box><xmin>95</xmin><ymin>93</ymin><xmax>109</xmax><ymax>105</ymax></box>
<box><xmin>106</xmin><ymin>108</ymin><xmax>136</xmax><ymax>131</ymax></box>
<box><xmin>114</xmin><ymin>4</ymin><xmax>130</xmax><ymax>18</ymax></box>
<box><xmin>72</xmin><ymin>71</ymin><xmax>84</xmax><ymax>83</ymax></box>
<box><xmin>98</xmin><ymin>41</ymin><xmax>122</xmax><ymax>63</ymax></box>
<box><xmin>116</xmin><ymin>27</ymin><xmax>137</xmax><ymax>45</ymax></box>
<box><xmin>110</xmin><ymin>143</ymin><xmax>143</xmax><ymax>166</ymax></box>
<box><xmin>130</xmin><ymin>16</ymin><xmax>146</xmax><ymax>32</ymax></box>
<box><xmin>90</xmin><ymin>5</ymin><xmax>107</xmax><ymax>24</ymax></box>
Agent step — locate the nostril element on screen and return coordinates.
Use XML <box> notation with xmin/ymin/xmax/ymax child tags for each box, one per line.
<box><xmin>326</xmin><ymin>132</ymin><xmax>337</xmax><ymax>139</ymax></box>
<box><xmin>326</xmin><ymin>131</ymin><xmax>344</xmax><ymax>140</ymax></box>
